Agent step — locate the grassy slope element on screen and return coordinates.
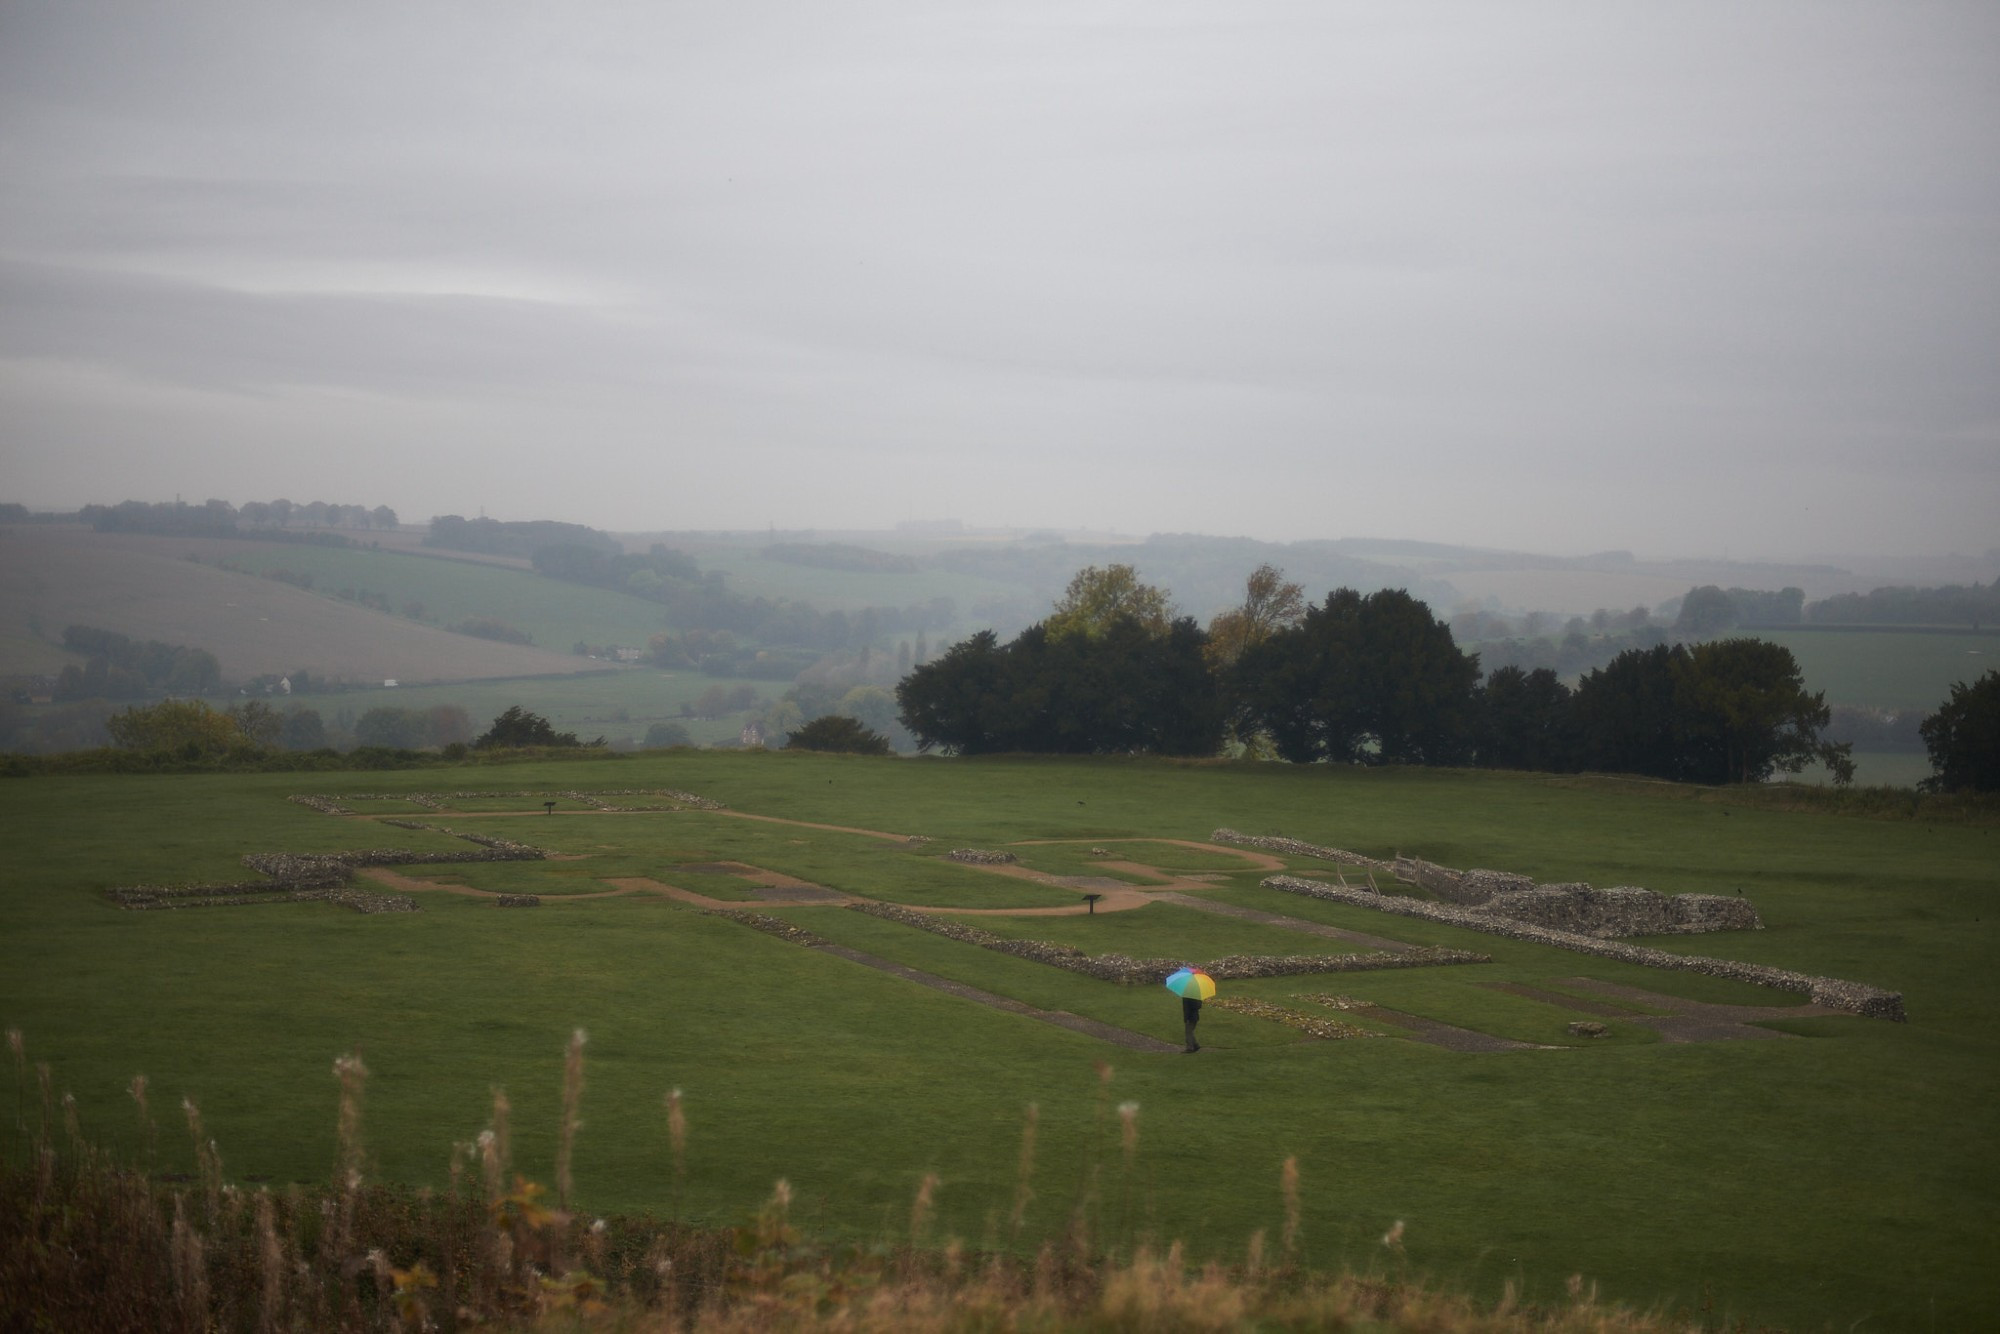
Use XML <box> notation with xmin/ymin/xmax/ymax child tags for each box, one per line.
<box><xmin>2</xmin><ymin>755</ymin><xmax>1995</xmax><ymax>1331</ymax></box>
<box><xmin>0</xmin><ymin>527</ymin><xmax>630</xmax><ymax>683</ymax></box>
<box><xmin>194</xmin><ymin>538</ymin><xmax>672</xmax><ymax>652</ymax></box>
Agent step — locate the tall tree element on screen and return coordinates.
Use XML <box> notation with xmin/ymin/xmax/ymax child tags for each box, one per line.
<box><xmin>1571</xmin><ymin>644</ymin><xmax>1694</xmax><ymax>780</ymax></box>
<box><xmin>1474</xmin><ymin>666</ymin><xmax>1575</xmax><ymax>771</ymax></box>
<box><xmin>1919</xmin><ymin>670</ymin><xmax>2000</xmax><ymax>792</ymax></box>
<box><xmin>105</xmin><ymin>699</ymin><xmax>244</xmax><ymax>756</ymax></box>
<box><xmin>1674</xmin><ymin>638</ymin><xmax>1849</xmax><ymax>784</ymax></box>
<box><xmin>1236</xmin><ymin>588</ymin><xmax>1479</xmax><ymax>765</ymax></box>
<box><xmin>1205</xmin><ymin>563</ymin><xmax>1305</xmax><ymax>671</ymax></box>
<box><xmin>895</xmin><ymin>616</ymin><xmax>1223</xmax><ymax>757</ymax></box>
<box><xmin>1045</xmin><ymin>564</ymin><xmax>1175</xmax><ymax>640</ymax></box>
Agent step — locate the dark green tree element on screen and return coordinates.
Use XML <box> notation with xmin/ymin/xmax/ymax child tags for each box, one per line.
<box><xmin>896</xmin><ymin>631</ymin><xmax>1009</xmax><ymax>754</ymax></box>
<box><xmin>1572</xmin><ymin>640</ymin><xmax>1850</xmax><ymax>784</ymax></box>
<box><xmin>1235</xmin><ymin>588</ymin><xmax>1479</xmax><ymax>764</ymax></box>
<box><xmin>1674</xmin><ymin>639</ymin><xmax>1849</xmax><ymax>784</ymax></box>
<box><xmin>895</xmin><ymin>617</ymin><xmax>1223</xmax><ymax>757</ymax></box>
<box><xmin>1571</xmin><ymin>644</ymin><xmax>1691</xmax><ymax>779</ymax></box>
<box><xmin>474</xmin><ymin>706</ymin><xmax>598</xmax><ymax>749</ymax></box>
<box><xmin>1920</xmin><ymin>670</ymin><xmax>2000</xmax><ymax>792</ymax></box>
<box><xmin>785</xmin><ymin>715</ymin><xmax>893</xmax><ymax>755</ymax></box>
<box><xmin>1474</xmin><ymin>666</ymin><xmax>1576</xmax><ymax>771</ymax></box>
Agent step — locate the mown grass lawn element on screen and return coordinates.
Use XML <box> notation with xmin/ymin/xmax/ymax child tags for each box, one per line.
<box><xmin>1</xmin><ymin>753</ymin><xmax>1993</xmax><ymax>1331</ymax></box>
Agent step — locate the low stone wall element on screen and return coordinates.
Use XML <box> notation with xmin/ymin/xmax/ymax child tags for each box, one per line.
<box><xmin>1211</xmin><ymin>829</ymin><xmax>1390</xmax><ymax>869</ymax></box>
<box><xmin>1476</xmin><ymin>885</ymin><xmax>1762</xmax><ymax>937</ymax></box>
<box><xmin>110</xmin><ymin>829</ymin><xmax>548</xmax><ymax>915</ymax></box>
<box><xmin>288</xmin><ymin>787</ymin><xmax>728</xmax><ymax>814</ymax></box>
<box><xmin>494</xmin><ymin>895</ymin><xmax>541</xmax><ymax>908</ymax></box>
<box><xmin>1386</xmin><ymin>860</ymin><xmax>1763</xmax><ymax>937</ymax></box>
<box><xmin>944</xmin><ymin>849</ymin><xmax>1018</xmax><ymax>865</ymax></box>
<box><xmin>1264</xmin><ymin>875</ymin><xmax>1904</xmax><ymax>1021</ymax></box>
<box><xmin>105</xmin><ymin>882</ymin><xmax>416</xmax><ymax>913</ymax></box>
<box><xmin>705</xmin><ymin>909</ymin><xmax>832</xmax><ymax>947</ymax></box>
<box><xmin>848</xmin><ymin>902</ymin><xmax>1488</xmax><ymax>984</ymax></box>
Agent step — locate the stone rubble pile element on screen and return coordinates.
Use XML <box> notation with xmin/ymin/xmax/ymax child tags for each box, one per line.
<box><xmin>287</xmin><ymin>794</ymin><xmax>352</xmax><ymax>815</ymax></box>
<box><xmin>1478</xmin><ymin>884</ymin><xmax>1760</xmax><ymax>936</ymax></box>
<box><xmin>1210</xmin><ymin>996</ymin><xmax>1377</xmax><ymax>1040</ymax></box>
<box><xmin>1389</xmin><ymin>857</ymin><xmax>1761</xmax><ymax>936</ymax></box>
<box><xmin>944</xmin><ymin>849</ymin><xmax>1018</xmax><ymax>865</ymax></box>
<box><xmin>1263</xmin><ymin>875</ymin><xmax>1905</xmax><ymax>1021</ymax></box>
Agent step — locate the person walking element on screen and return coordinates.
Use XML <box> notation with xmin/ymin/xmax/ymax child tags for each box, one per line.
<box><xmin>1165</xmin><ymin>967</ymin><xmax>1215</xmax><ymax>1054</ymax></box>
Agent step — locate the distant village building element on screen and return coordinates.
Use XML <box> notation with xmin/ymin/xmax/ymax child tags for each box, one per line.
<box><xmin>614</xmin><ymin>647</ymin><xmax>643</xmax><ymax>662</ymax></box>
<box><xmin>383</xmin><ymin>679</ymin><xmax>398</xmax><ymax>688</ymax></box>
<box><xmin>739</xmin><ymin>721</ymin><xmax>765</xmax><ymax>748</ymax></box>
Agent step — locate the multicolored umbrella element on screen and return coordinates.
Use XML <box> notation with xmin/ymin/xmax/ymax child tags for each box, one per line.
<box><xmin>1164</xmin><ymin>967</ymin><xmax>1216</xmax><ymax>1000</ymax></box>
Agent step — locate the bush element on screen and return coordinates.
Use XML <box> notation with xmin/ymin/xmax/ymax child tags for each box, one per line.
<box><xmin>784</xmin><ymin>715</ymin><xmax>892</xmax><ymax>755</ymax></box>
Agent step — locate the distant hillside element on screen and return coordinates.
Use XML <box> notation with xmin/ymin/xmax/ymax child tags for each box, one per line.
<box><xmin>0</xmin><ymin>526</ymin><xmax>615</xmax><ymax>685</ymax></box>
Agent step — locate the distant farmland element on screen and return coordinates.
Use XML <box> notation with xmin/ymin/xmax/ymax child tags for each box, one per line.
<box><xmin>0</xmin><ymin>526</ymin><xmax>643</xmax><ymax>684</ymax></box>
<box><xmin>1754</xmin><ymin>626</ymin><xmax>1997</xmax><ymax>712</ymax></box>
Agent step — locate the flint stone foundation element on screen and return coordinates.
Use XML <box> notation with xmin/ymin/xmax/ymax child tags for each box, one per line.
<box><xmin>1264</xmin><ymin>874</ymin><xmax>1903</xmax><ymax>1021</ymax></box>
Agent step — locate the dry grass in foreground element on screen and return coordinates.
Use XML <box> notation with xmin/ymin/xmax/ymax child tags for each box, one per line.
<box><xmin>2</xmin><ymin>1029</ymin><xmax>1769</xmax><ymax>1333</ymax></box>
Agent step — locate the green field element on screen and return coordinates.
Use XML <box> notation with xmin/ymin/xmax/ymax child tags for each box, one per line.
<box><xmin>203</xmin><ymin>542</ymin><xmax>671</xmax><ymax>652</ymax></box>
<box><xmin>1758</xmin><ymin>627</ymin><xmax>1997</xmax><ymax>712</ymax></box>
<box><xmin>2</xmin><ymin>754</ymin><xmax>1994</xmax><ymax>1330</ymax></box>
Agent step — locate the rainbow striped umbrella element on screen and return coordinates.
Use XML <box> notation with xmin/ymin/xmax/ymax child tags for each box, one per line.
<box><xmin>1164</xmin><ymin>967</ymin><xmax>1216</xmax><ymax>1000</ymax></box>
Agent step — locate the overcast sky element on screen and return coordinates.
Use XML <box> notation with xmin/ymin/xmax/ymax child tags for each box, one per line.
<box><xmin>2</xmin><ymin>2</ymin><xmax>1995</xmax><ymax>558</ymax></box>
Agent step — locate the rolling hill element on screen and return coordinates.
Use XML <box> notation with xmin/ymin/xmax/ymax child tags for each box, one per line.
<box><xmin>0</xmin><ymin>525</ymin><xmax>633</xmax><ymax>685</ymax></box>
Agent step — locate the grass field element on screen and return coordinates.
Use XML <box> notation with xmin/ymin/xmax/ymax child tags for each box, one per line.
<box><xmin>192</xmin><ymin>538</ymin><xmax>673</xmax><ymax>653</ymax></box>
<box><xmin>2</xmin><ymin>754</ymin><xmax>1995</xmax><ymax>1330</ymax></box>
<box><xmin>1757</xmin><ymin>627</ymin><xmax>1997</xmax><ymax>712</ymax></box>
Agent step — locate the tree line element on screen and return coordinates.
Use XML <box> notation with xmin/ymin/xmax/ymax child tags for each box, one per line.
<box><xmin>895</xmin><ymin>565</ymin><xmax>1867</xmax><ymax>786</ymax></box>
<box><xmin>74</xmin><ymin>498</ymin><xmax>397</xmax><ymax>536</ymax></box>
<box><xmin>52</xmin><ymin>626</ymin><xmax>222</xmax><ymax>701</ymax></box>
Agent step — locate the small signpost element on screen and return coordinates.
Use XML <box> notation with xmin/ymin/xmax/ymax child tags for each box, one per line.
<box><xmin>1081</xmin><ymin>893</ymin><xmax>1103</xmax><ymax>915</ymax></box>
<box><xmin>543</xmin><ymin>801</ymin><xmax>556</xmax><ymax>815</ymax></box>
